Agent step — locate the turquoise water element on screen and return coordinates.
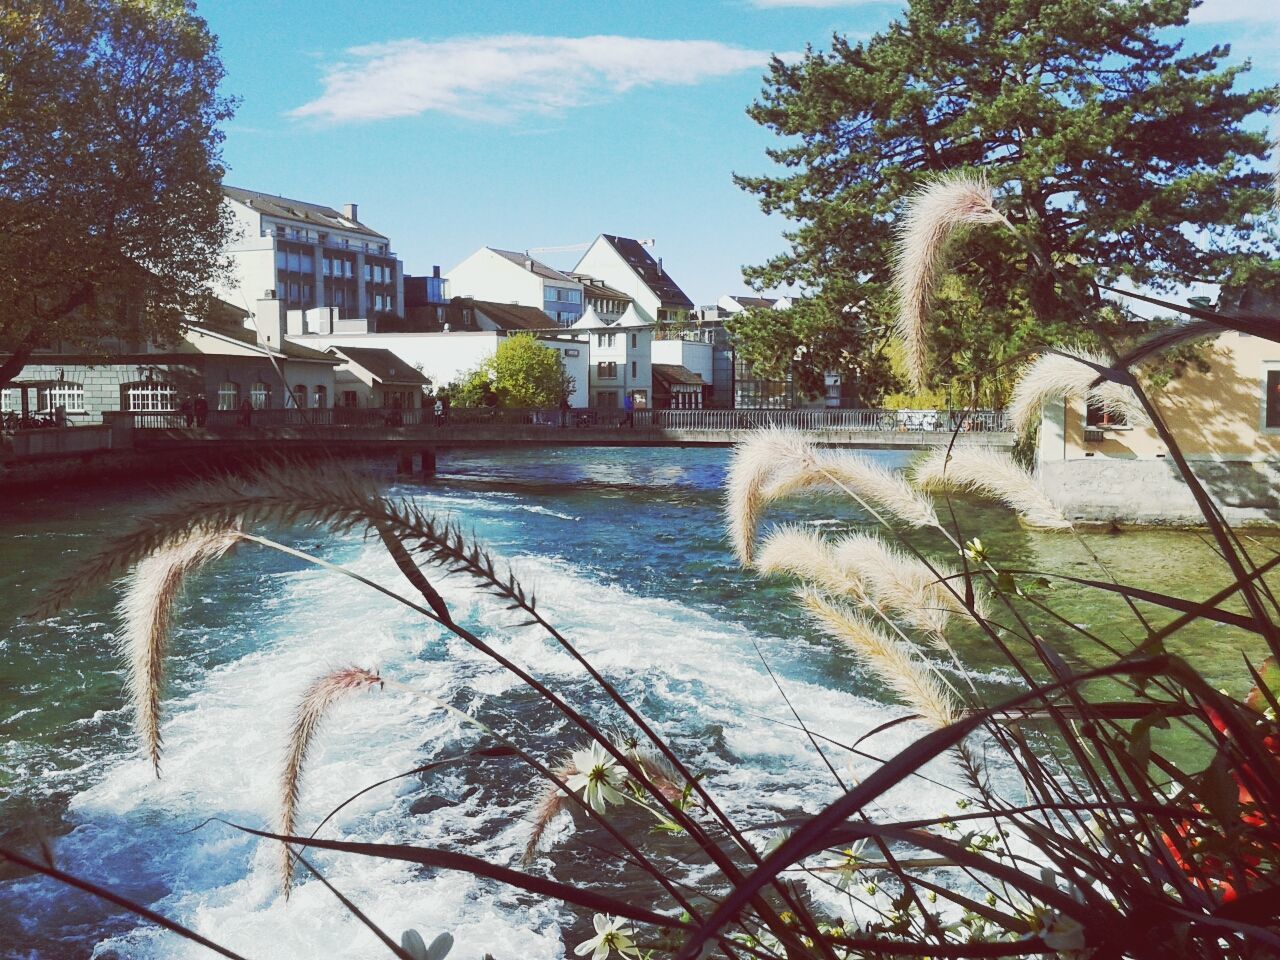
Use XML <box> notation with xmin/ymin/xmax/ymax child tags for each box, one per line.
<box><xmin>0</xmin><ymin>447</ymin><xmax>1269</xmax><ymax>959</ymax></box>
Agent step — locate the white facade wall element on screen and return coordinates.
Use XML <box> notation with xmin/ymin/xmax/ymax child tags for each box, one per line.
<box><xmin>291</xmin><ymin>331</ymin><xmax>589</xmax><ymax>407</ymax></box>
<box><xmin>651</xmin><ymin>339</ymin><xmax>713</xmax><ymax>386</ymax></box>
<box><xmin>574</xmin><ymin>238</ymin><xmax>661</xmax><ymax>323</ymax></box>
<box><xmin>445</xmin><ymin>249</ymin><xmax>543</xmax><ymax>307</ymax></box>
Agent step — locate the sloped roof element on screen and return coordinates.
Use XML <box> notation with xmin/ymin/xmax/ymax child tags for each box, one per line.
<box><xmin>490</xmin><ymin>249</ymin><xmax>578</xmax><ymax>284</ymax></box>
<box><xmin>730</xmin><ymin>295</ymin><xmax>778</xmax><ymax>310</ymax></box>
<box><xmin>223</xmin><ymin>185</ymin><xmax>387</xmax><ymax>240</ymax></box>
<box><xmin>188</xmin><ymin>322</ymin><xmax>340</xmax><ymax>363</ymax></box>
<box><xmin>615</xmin><ymin>304</ymin><xmax>650</xmax><ymax>329</ymax></box>
<box><xmin>598</xmin><ymin>235</ymin><xmax>694</xmax><ymax>310</ymax></box>
<box><xmin>466</xmin><ymin>298</ymin><xmax>557</xmax><ymax>332</ymax></box>
<box><xmin>653</xmin><ymin>364</ymin><xmax>705</xmax><ymax>386</ymax></box>
<box><xmin>327</xmin><ymin>346</ymin><xmax>430</xmax><ymax>385</ymax></box>
<box><xmin>568</xmin><ymin>273</ymin><xmax>633</xmax><ymax>303</ymax></box>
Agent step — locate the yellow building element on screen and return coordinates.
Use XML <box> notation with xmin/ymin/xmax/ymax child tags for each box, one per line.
<box><xmin>1037</xmin><ymin>328</ymin><xmax>1280</xmax><ymax>527</ymax></box>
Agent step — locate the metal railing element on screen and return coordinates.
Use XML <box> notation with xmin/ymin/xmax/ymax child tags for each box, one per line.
<box><xmin>116</xmin><ymin>406</ymin><xmax>1010</xmax><ymax>434</ymax></box>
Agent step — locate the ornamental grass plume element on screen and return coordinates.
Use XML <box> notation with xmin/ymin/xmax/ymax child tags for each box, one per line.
<box><xmin>767</xmin><ymin>449</ymin><xmax>941</xmax><ymax>530</ymax></box>
<box><xmin>1008</xmin><ymin>345</ymin><xmax>1149</xmax><ymax>436</ymax></box>
<box><xmin>893</xmin><ymin>173</ymin><xmax>1005</xmax><ymax>392</ymax></box>
<box><xmin>797</xmin><ymin>587</ymin><xmax>958</xmax><ymax>730</ymax></box>
<box><xmin>116</xmin><ymin>526</ymin><xmax>241</xmax><ymax>776</ymax></box>
<box><xmin>725</xmin><ymin>427</ymin><xmax>820</xmax><ymax>564</ymax></box>
<box><xmin>832</xmin><ymin>532</ymin><xmax>986</xmax><ymax>647</ymax></box>
<box><xmin>755</xmin><ymin>524</ymin><xmax>870</xmax><ymax>602</ymax></box>
<box><xmin>912</xmin><ymin>446</ymin><xmax>1072</xmax><ymax>530</ymax></box>
<box><xmin>279</xmin><ymin>666</ymin><xmax>383</xmax><ymax>895</ymax></box>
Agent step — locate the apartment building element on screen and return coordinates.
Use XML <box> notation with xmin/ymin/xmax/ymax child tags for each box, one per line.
<box><xmin>220</xmin><ymin>186</ymin><xmax>405</xmax><ymax>330</ymax></box>
<box><xmin>572</xmin><ymin>235</ymin><xmax>694</xmax><ymax>327</ymax></box>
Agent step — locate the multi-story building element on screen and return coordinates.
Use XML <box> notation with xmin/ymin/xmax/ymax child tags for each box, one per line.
<box><xmin>573</xmin><ymin>306</ymin><xmax>652</xmax><ymax>409</ymax></box>
<box><xmin>568</xmin><ymin>273</ymin><xmax>633</xmax><ymax>323</ymax></box>
<box><xmin>445</xmin><ymin>248</ymin><xmax>586</xmax><ymax>327</ymax></box>
<box><xmin>572</xmin><ymin>235</ymin><xmax>694</xmax><ymax>327</ymax></box>
<box><xmin>220</xmin><ymin>186</ymin><xmax>405</xmax><ymax>329</ymax></box>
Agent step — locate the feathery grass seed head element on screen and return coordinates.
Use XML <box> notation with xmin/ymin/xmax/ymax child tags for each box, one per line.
<box><xmin>1009</xmin><ymin>346</ymin><xmax>1148</xmax><ymax>436</ymax></box>
<box><xmin>893</xmin><ymin>174</ymin><xmax>1004</xmax><ymax>391</ymax></box>
<box><xmin>279</xmin><ymin>665</ymin><xmax>383</xmax><ymax>895</ymax></box>
<box><xmin>725</xmin><ymin>427</ymin><xmax>819</xmax><ymax>565</ymax></box>
<box><xmin>116</xmin><ymin>526</ymin><xmax>240</xmax><ymax>776</ymax></box>
<box><xmin>912</xmin><ymin>447</ymin><xmax>1071</xmax><ymax>530</ymax></box>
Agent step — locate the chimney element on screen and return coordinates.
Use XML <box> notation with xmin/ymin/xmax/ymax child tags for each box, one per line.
<box><xmin>524</xmin><ymin>257</ymin><xmax>533</xmax><ymax>271</ymax></box>
<box><xmin>657</xmin><ymin>257</ymin><xmax>664</xmax><ymax>276</ymax></box>
<box><xmin>343</xmin><ymin>203</ymin><xmax>358</xmax><ymax>222</ymax></box>
<box><xmin>432</xmin><ymin>264</ymin><xmax>441</xmax><ymax>279</ymax></box>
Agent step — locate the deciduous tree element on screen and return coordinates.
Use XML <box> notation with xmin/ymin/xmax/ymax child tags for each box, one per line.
<box><xmin>733</xmin><ymin>0</ymin><xmax>1277</xmax><ymax>396</ymax></box>
<box><xmin>0</xmin><ymin>0</ymin><xmax>235</xmax><ymax>388</ymax></box>
<box><xmin>448</xmin><ymin>334</ymin><xmax>574</xmax><ymax>408</ymax></box>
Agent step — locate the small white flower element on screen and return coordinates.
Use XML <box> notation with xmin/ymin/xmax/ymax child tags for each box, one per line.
<box><xmin>566</xmin><ymin>742</ymin><xmax>626</xmax><ymax>813</ymax></box>
<box><xmin>963</xmin><ymin>537</ymin><xmax>987</xmax><ymax>563</ymax></box>
<box><xmin>574</xmin><ymin>914</ymin><xmax>640</xmax><ymax>960</ymax></box>
<box><xmin>1038</xmin><ymin>909</ymin><xmax>1087</xmax><ymax>955</ymax></box>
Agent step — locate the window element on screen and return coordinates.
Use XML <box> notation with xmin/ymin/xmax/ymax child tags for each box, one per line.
<box><xmin>1085</xmin><ymin>400</ymin><xmax>1127</xmax><ymax>428</ymax></box>
<box><xmin>124</xmin><ymin>381</ymin><xmax>178</xmax><ymax>412</ymax></box>
<box><xmin>345</xmin><ymin>260</ymin><xmax>354</xmax><ymax>278</ymax></box>
<box><xmin>217</xmin><ymin>381</ymin><xmax>240</xmax><ymax>411</ymax></box>
<box><xmin>630</xmin><ymin>390</ymin><xmax>647</xmax><ymax>408</ymax></box>
<box><xmin>251</xmin><ymin>381</ymin><xmax>272</xmax><ymax>409</ymax></box>
<box><xmin>364</xmin><ymin>263</ymin><xmax>373</xmax><ymax>281</ymax></box>
<box><xmin>291</xmin><ymin>384</ymin><xmax>308</xmax><ymax>409</ymax></box>
<box><xmin>314</xmin><ymin>385</ymin><xmax>328</xmax><ymax>409</ymax></box>
<box><xmin>301</xmin><ymin>253</ymin><xmax>313</xmax><ymax>273</ymax></box>
<box><xmin>631</xmin><ymin>360</ymin><xmax>637</xmax><ymax>378</ymax></box>
<box><xmin>40</xmin><ymin>382</ymin><xmax>85</xmax><ymax>413</ymax></box>
<box><xmin>323</xmin><ymin>258</ymin><xmax>332</xmax><ymax>277</ymax></box>
<box><xmin>0</xmin><ymin>389</ymin><xmax>17</xmax><ymax>413</ymax></box>
<box><xmin>1267</xmin><ymin>370</ymin><xmax>1280</xmax><ymax>429</ymax></box>
<box><xmin>596</xmin><ymin>390</ymin><xmax>619</xmax><ymax>409</ymax></box>
<box><xmin>596</xmin><ymin>333</ymin><xmax>616</xmax><ymax>348</ymax></box>
<box><xmin>631</xmin><ymin>334</ymin><xmax>637</xmax><ymax>349</ymax></box>
<box><xmin>275</xmin><ymin>251</ymin><xmax>287</xmax><ymax>270</ymax></box>
<box><xmin>597</xmin><ymin>361</ymin><xmax>617</xmax><ymax>379</ymax></box>
<box><xmin>341</xmin><ymin>390</ymin><xmax>359</xmax><ymax>408</ymax></box>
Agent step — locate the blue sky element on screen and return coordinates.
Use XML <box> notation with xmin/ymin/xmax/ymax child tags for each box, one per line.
<box><xmin>204</xmin><ymin>0</ymin><xmax>1280</xmax><ymax>306</ymax></box>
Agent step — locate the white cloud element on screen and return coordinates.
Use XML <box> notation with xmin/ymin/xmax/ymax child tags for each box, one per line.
<box><xmin>291</xmin><ymin>34</ymin><xmax>775</xmax><ymax>124</ymax></box>
<box><xmin>1189</xmin><ymin>0</ymin><xmax>1280</xmax><ymax>24</ymax></box>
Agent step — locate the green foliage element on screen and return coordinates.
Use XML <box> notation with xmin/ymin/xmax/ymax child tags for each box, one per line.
<box><xmin>447</xmin><ymin>334</ymin><xmax>574</xmax><ymax>408</ymax></box>
<box><xmin>0</xmin><ymin>0</ymin><xmax>235</xmax><ymax>387</ymax></box>
<box><xmin>735</xmin><ymin>0</ymin><xmax>1278</xmax><ymax>397</ymax></box>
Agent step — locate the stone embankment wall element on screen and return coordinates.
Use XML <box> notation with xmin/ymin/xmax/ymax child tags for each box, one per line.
<box><xmin>1038</xmin><ymin>458</ymin><xmax>1280</xmax><ymax>529</ymax></box>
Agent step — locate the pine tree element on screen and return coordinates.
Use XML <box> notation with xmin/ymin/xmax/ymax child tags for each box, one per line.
<box><xmin>733</xmin><ymin>0</ymin><xmax>1277</xmax><ymax>396</ymax></box>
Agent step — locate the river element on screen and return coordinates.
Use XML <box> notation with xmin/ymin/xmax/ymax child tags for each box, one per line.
<box><xmin>0</xmin><ymin>447</ymin><xmax>1268</xmax><ymax>959</ymax></box>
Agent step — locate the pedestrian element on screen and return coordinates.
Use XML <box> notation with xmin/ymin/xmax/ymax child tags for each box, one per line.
<box><xmin>193</xmin><ymin>394</ymin><xmax>209</xmax><ymax>427</ymax></box>
<box><xmin>623</xmin><ymin>392</ymin><xmax>634</xmax><ymax>427</ymax></box>
<box><xmin>434</xmin><ymin>396</ymin><xmax>444</xmax><ymax>426</ymax></box>
<box><xmin>238</xmin><ymin>398</ymin><xmax>253</xmax><ymax>427</ymax></box>
<box><xmin>560</xmin><ymin>394</ymin><xmax>571</xmax><ymax>428</ymax></box>
<box><xmin>180</xmin><ymin>396</ymin><xmax>194</xmax><ymax>426</ymax></box>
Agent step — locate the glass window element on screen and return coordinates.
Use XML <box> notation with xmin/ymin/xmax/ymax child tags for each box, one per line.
<box><xmin>39</xmin><ymin>382</ymin><xmax>85</xmax><ymax>413</ymax></box>
<box><xmin>597</xmin><ymin>362</ymin><xmax>617</xmax><ymax>379</ymax></box>
<box><xmin>291</xmin><ymin>384</ymin><xmax>308</xmax><ymax>409</ymax></box>
<box><xmin>341</xmin><ymin>390</ymin><xmax>359</xmax><ymax>408</ymax></box>
<box><xmin>345</xmin><ymin>261</ymin><xmax>354</xmax><ymax>278</ymax></box>
<box><xmin>251</xmin><ymin>381</ymin><xmax>271</xmax><ymax>409</ymax></box>
<box><xmin>314</xmin><ymin>385</ymin><xmax>328</xmax><ymax>409</ymax></box>
<box><xmin>0</xmin><ymin>388</ymin><xmax>17</xmax><ymax>413</ymax></box>
<box><xmin>124</xmin><ymin>381</ymin><xmax>177</xmax><ymax>412</ymax></box>
<box><xmin>275</xmin><ymin>250</ymin><xmax>287</xmax><ymax>269</ymax></box>
<box><xmin>301</xmin><ymin>253</ymin><xmax>313</xmax><ymax>272</ymax></box>
<box><xmin>217</xmin><ymin>381</ymin><xmax>239</xmax><ymax>411</ymax></box>
<box><xmin>631</xmin><ymin>333</ymin><xmax>638</xmax><ymax>348</ymax></box>
<box><xmin>631</xmin><ymin>360</ymin><xmax>637</xmax><ymax>378</ymax></box>
<box><xmin>596</xmin><ymin>390</ymin><xmax>618</xmax><ymax>409</ymax></box>
<box><xmin>364</xmin><ymin>263</ymin><xmax>373</xmax><ymax>281</ymax></box>
<box><xmin>323</xmin><ymin>258</ymin><xmax>332</xmax><ymax>277</ymax></box>
<box><xmin>1267</xmin><ymin>370</ymin><xmax>1280</xmax><ymax>429</ymax></box>
<box><xmin>1085</xmin><ymin>400</ymin><xmax>1127</xmax><ymax>428</ymax></box>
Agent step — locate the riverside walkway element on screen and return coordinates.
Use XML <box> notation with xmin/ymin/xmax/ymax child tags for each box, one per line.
<box><xmin>2</xmin><ymin>407</ymin><xmax>1015</xmax><ymax>471</ymax></box>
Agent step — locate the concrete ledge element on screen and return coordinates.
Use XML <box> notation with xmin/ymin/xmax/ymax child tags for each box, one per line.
<box><xmin>1039</xmin><ymin>457</ymin><xmax>1280</xmax><ymax>528</ymax></box>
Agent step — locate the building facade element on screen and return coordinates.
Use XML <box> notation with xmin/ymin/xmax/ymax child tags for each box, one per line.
<box><xmin>220</xmin><ymin>186</ymin><xmax>405</xmax><ymax>331</ymax></box>
<box><xmin>1037</xmin><ymin>327</ymin><xmax>1280</xmax><ymax>527</ymax></box>
<box><xmin>445</xmin><ymin>248</ymin><xmax>586</xmax><ymax>327</ymax></box>
<box><xmin>572</xmin><ymin>235</ymin><xmax>694</xmax><ymax>327</ymax></box>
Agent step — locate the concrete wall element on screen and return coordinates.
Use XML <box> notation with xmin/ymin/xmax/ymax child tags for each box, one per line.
<box><xmin>294</xmin><ymin>331</ymin><xmax>589</xmax><ymax>407</ymax></box>
<box><xmin>1038</xmin><ymin>457</ymin><xmax>1280</xmax><ymax>528</ymax></box>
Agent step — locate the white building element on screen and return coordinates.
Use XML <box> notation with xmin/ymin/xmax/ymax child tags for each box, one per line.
<box><xmin>716</xmin><ymin>294</ymin><xmax>793</xmax><ymax>315</ymax></box>
<box><xmin>326</xmin><ymin>345</ymin><xmax>432</xmax><ymax>410</ymax></box>
<box><xmin>219</xmin><ymin>186</ymin><xmax>404</xmax><ymax>333</ymax></box>
<box><xmin>573</xmin><ymin>305</ymin><xmax>652</xmax><ymax>409</ymax></box>
<box><xmin>445</xmin><ymin>248</ymin><xmax>586</xmax><ymax>327</ymax></box>
<box><xmin>651</xmin><ymin>338</ymin><xmax>713</xmax><ymax>409</ymax></box>
<box><xmin>569</xmin><ymin>273</ymin><xmax>633</xmax><ymax>323</ymax></box>
<box><xmin>572</xmin><ymin>235</ymin><xmax>694</xmax><ymax>327</ymax></box>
